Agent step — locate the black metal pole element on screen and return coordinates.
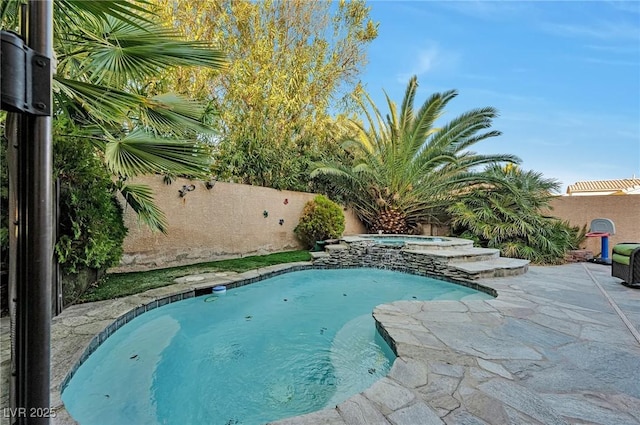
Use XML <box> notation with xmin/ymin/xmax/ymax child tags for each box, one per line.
<box><xmin>14</xmin><ymin>1</ymin><xmax>53</xmax><ymax>424</ymax></box>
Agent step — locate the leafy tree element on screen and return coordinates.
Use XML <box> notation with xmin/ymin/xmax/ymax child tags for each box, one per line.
<box><xmin>448</xmin><ymin>164</ymin><xmax>584</xmax><ymax>264</ymax></box>
<box><xmin>312</xmin><ymin>76</ymin><xmax>519</xmax><ymax>234</ymax></box>
<box><xmin>153</xmin><ymin>0</ymin><xmax>377</xmax><ymax>190</ymax></box>
<box><xmin>1</xmin><ymin>0</ymin><xmax>227</xmax><ymax>232</ymax></box>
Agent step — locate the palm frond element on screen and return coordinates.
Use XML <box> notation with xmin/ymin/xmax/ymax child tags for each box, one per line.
<box><xmin>409</xmin><ymin>89</ymin><xmax>457</xmax><ymax>156</ymax></box>
<box><xmin>140</xmin><ymin>93</ymin><xmax>216</xmax><ymax>136</ymax></box>
<box><xmin>54</xmin><ymin>77</ymin><xmax>147</xmax><ymax>124</ymax></box>
<box><xmin>398</xmin><ymin>76</ymin><xmax>417</xmax><ymax>135</ymax></box>
<box><xmin>1</xmin><ymin>0</ymin><xmax>21</xmax><ymax>30</ymax></box>
<box><xmin>310</xmin><ymin>165</ymin><xmax>353</xmax><ymax>179</ymax></box>
<box><xmin>118</xmin><ymin>183</ymin><xmax>168</xmax><ymax>233</ymax></box>
<box><xmin>428</xmin><ymin>107</ymin><xmax>499</xmax><ymax>154</ymax></box>
<box><xmin>55</xmin><ymin>77</ymin><xmax>216</xmax><ymax>135</ymax></box>
<box><xmin>448</xmin><ymin>164</ymin><xmax>575</xmax><ymax>264</ymax></box>
<box><xmin>104</xmin><ymin>129</ymin><xmax>211</xmax><ymax>177</ymax></box>
<box><xmin>56</xmin><ymin>0</ymin><xmax>154</xmax><ymax>26</ymax></box>
<box><xmin>59</xmin><ymin>15</ymin><xmax>226</xmax><ymax>86</ymax></box>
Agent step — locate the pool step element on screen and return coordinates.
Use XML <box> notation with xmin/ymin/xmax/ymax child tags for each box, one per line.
<box><xmin>407</xmin><ymin>247</ymin><xmax>500</xmax><ymax>263</ymax></box>
<box><xmin>312</xmin><ymin>238</ymin><xmax>530</xmax><ymax>280</ymax></box>
<box><xmin>404</xmin><ymin>247</ymin><xmax>528</xmax><ymax>279</ymax></box>
<box><xmin>451</xmin><ymin>257</ymin><xmax>530</xmax><ymax>279</ymax></box>
<box><xmin>310</xmin><ymin>251</ymin><xmax>330</xmax><ymax>260</ymax></box>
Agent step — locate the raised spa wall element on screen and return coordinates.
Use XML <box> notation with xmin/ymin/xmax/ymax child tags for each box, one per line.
<box><xmin>310</xmin><ymin>236</ymin><xmax>524</xmax><ymax>284</ymax></box>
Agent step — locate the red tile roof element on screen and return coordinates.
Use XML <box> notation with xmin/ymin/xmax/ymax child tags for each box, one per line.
<box><xmin>566</xmin><ymin>179</ymin><xmax>640</xmax><ymax>194</ymax></box>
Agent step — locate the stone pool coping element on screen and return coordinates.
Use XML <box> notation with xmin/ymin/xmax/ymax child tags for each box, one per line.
<box><xmin>343</xmin><ymin>235</ymin><xmax>474</xmax><ymax>250</ymax></box>
<box><xmin>46</xmin><ymin>262</ymin><xmax>640</xmax><ymax>425</ymax></box>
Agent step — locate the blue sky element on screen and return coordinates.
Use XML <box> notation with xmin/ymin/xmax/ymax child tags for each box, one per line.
<box><xmin>359</xmin><ymin>1</ymin><xmax>640</xmax><ymax>192</ymax></box>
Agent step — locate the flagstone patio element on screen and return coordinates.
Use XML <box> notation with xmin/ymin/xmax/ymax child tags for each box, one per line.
<box><xmin>1</xmin><ymin>262</ymin><xmax>639</xmax><ymax>425</ymax></box>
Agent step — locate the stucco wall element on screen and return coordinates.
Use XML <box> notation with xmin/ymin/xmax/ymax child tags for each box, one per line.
<box><xmin>116</xmin><ymin>177</ymin><xmax>638</xmax><ymax>271</ymax></box>
<box><xmin>546</xmin><ymin>195</ymin><xmax>640</xmax><ymax>257</ymax></box>
<box><xmin>116</xmin><ymin>176</ymin><xmax>366</xmax><ymax>271</ymax></box>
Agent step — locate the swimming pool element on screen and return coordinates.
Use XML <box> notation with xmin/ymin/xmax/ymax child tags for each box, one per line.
<box><xmin>62</xmin><ymin>268</ymin><xmax>491</xmax><ymax>425</ymax></box>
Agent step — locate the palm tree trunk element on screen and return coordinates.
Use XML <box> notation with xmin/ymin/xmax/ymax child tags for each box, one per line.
<box><xmin>371</xmin><ymin>207</ymin><xmax>409</xmax><ymax>234</ymax></box>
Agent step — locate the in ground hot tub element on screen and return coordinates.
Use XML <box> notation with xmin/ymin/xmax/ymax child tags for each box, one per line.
<box><xmin>344</xmin><ymin>234</ymin><xmax>474</xmax><ymax>250</ymax></box>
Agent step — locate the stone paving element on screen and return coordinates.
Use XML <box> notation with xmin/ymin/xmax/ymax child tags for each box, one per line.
<box><xmin>1</xmin><ymin>262</ymin><xmax>639</xmax><ymax>425</ymax></box>
<box><xmin>269</xmin><ymin>263</ymin><xmax>640</xmax><ymax>425</ymax></box>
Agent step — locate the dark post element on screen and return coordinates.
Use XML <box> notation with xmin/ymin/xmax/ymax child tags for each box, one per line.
<box><xmin>54</xmin><ymin>178</ymin><xmax>62</xmax><ymax>315</ymax></box>
<box><xmin>12</xmin><ymin>1</ymin><xmax>54</xmax><ymax>424</ymax></box>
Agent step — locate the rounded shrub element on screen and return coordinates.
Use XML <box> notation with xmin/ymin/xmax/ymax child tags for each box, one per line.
<box><xmin>294</xmin><ymin>195</ymin><xmax>345</xmax><ymax>249</ymax></box>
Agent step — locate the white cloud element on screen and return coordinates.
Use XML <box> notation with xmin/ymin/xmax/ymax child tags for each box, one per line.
<box><xmin>396</xmin><ymin>42</ymin><xmax>459</xmax><ymax>84</ymax></box>
<box><xmin>467</xmin><ymin>88</ymin><xmax>546</xmax><ymax>104</ymax></box>
<box><xmin>581</xmin><ymin>57</ymin><xmax>639</xmax><ymax>66</ymax></box>
<box><xmin>541</xmin><ymin>20</ymin><xmax>640</xmax><ymax>41</ymax></box>
<box><xmin>459</xmin><ymin>73</ymin><xmax>499</xmax><ymax>82</ymax></box>
<box><xmin>585</xmin><ymin>44</ymin><xmax>640</xmax><ymax>54</ymax></box>
<box><xmin>607</xmin><ymin>0</ymin><xmax>640</xmax><ymax>15</ymax></box>
<box><xmin>436</xmin><ymin>1</ymin><xmax>537</xmax><ymax>22</ymax></box>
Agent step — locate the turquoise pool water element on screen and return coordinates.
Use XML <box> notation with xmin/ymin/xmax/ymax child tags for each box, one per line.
<box><xmin>62</xmin><ymin>268</ymin><xmax>491</xmax><ymax>425</ymax></box>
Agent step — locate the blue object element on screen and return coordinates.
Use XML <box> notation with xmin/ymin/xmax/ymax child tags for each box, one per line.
<box><xmin>212</xmin><ymin>285</ymin><xmax>227</xmax><ymax>295</ymax></box>
<box><xmin>587</xmin><ymin>218</ymin><xmax>615</xmax><ymax>265</ymax></box>
<box><xmin>601</xmin><ymin>235</ymin><xmax>610</xmax><ymax>262</ymax></box>
<box><xmin>586</xmin><ymin>231</ymin><xmax>612</xmax><ymax>264</ymax></box>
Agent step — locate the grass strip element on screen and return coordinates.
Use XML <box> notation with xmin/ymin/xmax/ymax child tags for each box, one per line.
<box><xmin>78</xmin><ymin>250</ymin><xmax>311</xmax><ymax>303</ymax></box>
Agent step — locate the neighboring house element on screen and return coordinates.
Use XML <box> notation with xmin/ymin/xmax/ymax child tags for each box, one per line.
<box><xmin>565</xmin><ymin>178</ymin><xmax>640</xmax><ymax>196</ymax></box>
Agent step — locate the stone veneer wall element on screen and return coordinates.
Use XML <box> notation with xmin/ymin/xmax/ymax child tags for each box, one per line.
<box><xmin>313</xmin><ymin>241</ymin><xmax>501</xmax><ymax>288</ymax></box>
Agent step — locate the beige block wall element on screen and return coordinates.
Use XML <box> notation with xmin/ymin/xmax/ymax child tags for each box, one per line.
<box><xmin>545</xmin><ymin>195</ymin><xmax>640</xmax><ymax>256</ymax></box>
<box><xmin>116</xmin><ymin>176</ymin><xmax>366</xmax><ymax>271</ymax></box>
<box><xmin>116</xmin><ymin>177</ymin><xmax>638</xmax><ymax>271</ymax></box>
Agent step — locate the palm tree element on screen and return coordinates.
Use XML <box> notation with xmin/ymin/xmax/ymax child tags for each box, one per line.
<box><xmin>448</xmin><ymin>164</ymin><xmax>585</xmax><ymax>264</ymax></box>
<box><xmin>1</xmin><ymin>0</ymin><xmax>226</xmax><ymax>232</ymax></box>
<box><xmin>312</xmin><ymin>76</ymin><xmax>519</xmax><ymax>233</ymax></box>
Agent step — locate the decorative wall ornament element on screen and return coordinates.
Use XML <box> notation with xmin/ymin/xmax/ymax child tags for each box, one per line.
<box><xmin>179</xmin><ymin>184</ymin><xmax>196</xmax><ymax>197</ymax></box>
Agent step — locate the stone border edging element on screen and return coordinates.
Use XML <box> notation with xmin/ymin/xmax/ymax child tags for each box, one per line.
<box><xmin>54</xmin><ymin>262</ymin><xmax>313</xmax><ymax>398</ymax></box>
<box><xmin>51</xmin><ymin>262</ymin><xmax>495</xmax><ymax>424</ymax></box>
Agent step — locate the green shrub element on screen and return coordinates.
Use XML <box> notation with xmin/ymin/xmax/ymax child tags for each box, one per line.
<box><xmin>448</xmin><ymin>165</ymin><xmax>582</xmax><ymax>264</ymax></box>
<box><xmin>54</xmin><ymin>126</ymin><xmax>128</xmax><ymax>275</ymax></box>
<box><xmin>1</xmin><ymin>119</ymin><xmax>128</xmax><ymax>305</ymax></box>
<box><xmin>565</xmin><ymin>221</ymin><xmax>588</xmax><ymax>250</ymax></box>
<box><xmin>294</xmin><ymin>195</ymin><xmax>345</xmax><ymax>249</ymax></box>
